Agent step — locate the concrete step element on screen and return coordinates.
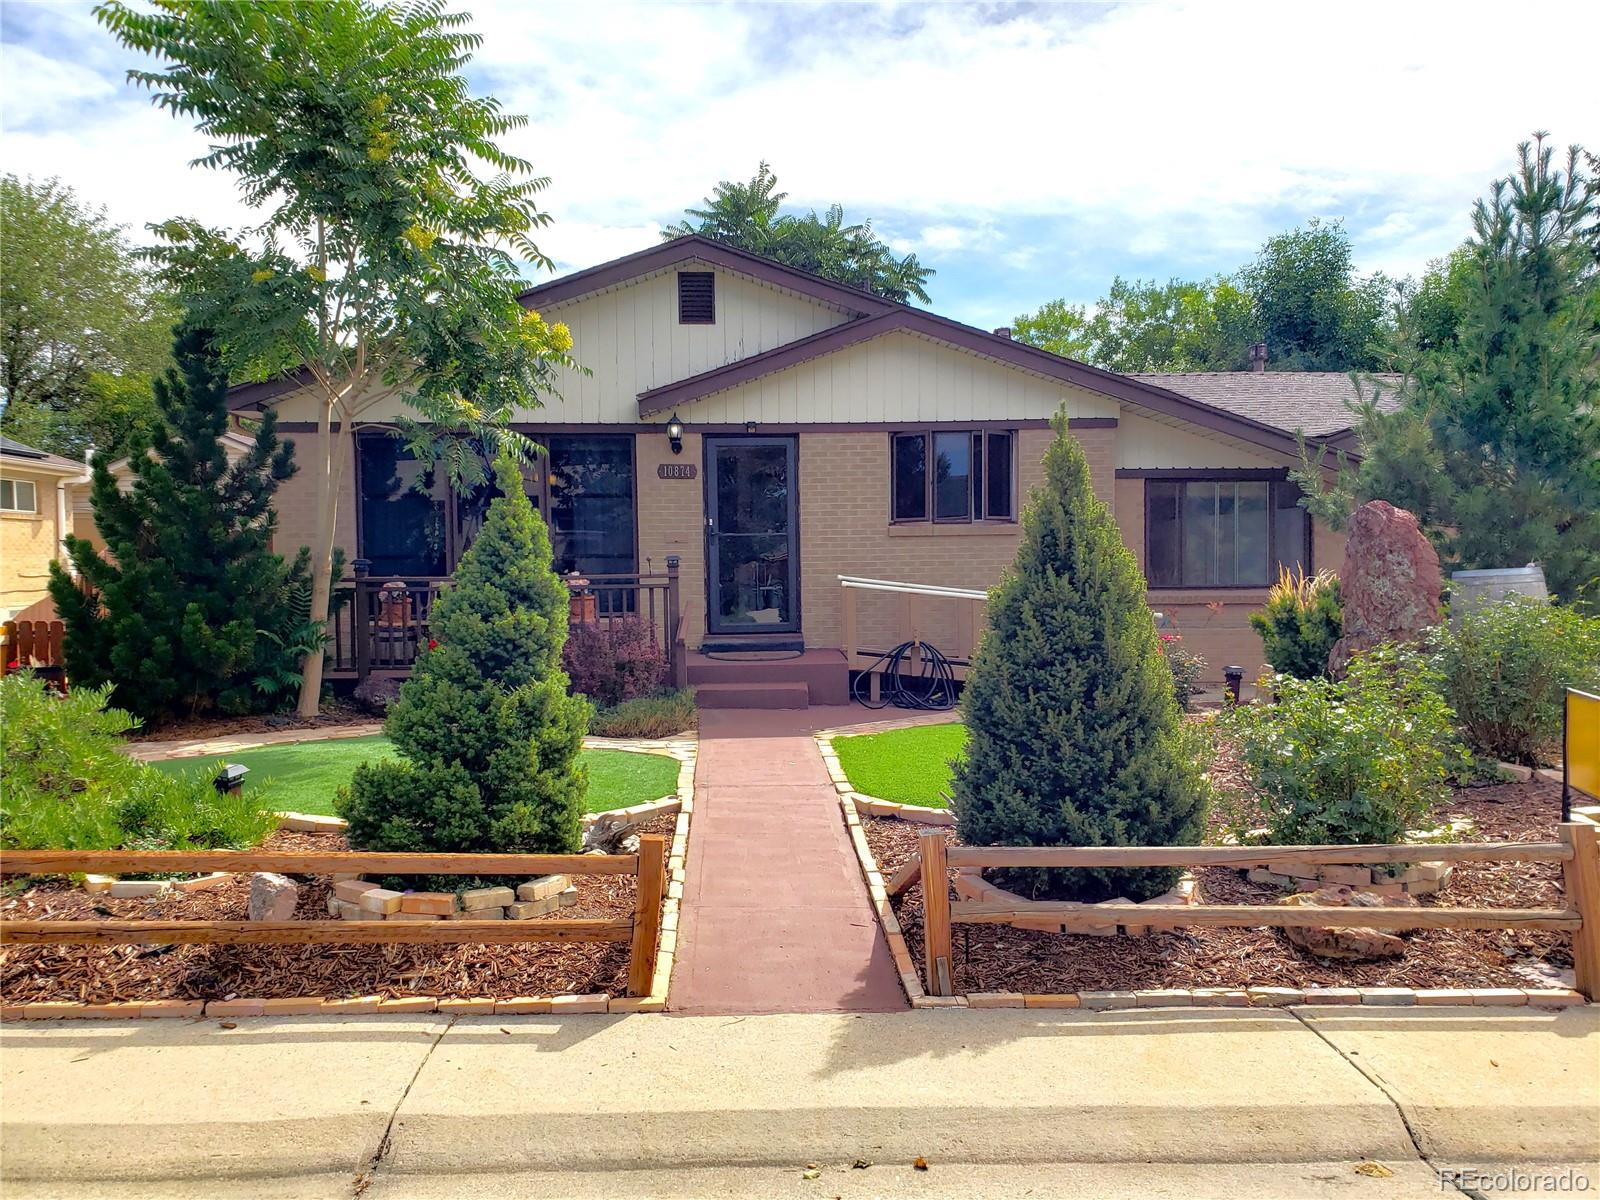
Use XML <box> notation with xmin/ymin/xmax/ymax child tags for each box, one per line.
<box><xmin>693</xmin><ymin>681</ymin><xmax>810</xmax><ymax>710</ymax></box>
<box><xmin>686</xmin><ymin>648</ymin><xmax>848</xmax><ymax>705</ymax></box>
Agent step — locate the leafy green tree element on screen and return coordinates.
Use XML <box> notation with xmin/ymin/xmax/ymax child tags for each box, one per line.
<box><xmin>47</xmin><ymin>324</ymin><xmax>313</xmax><ymax>721</ymax></box>
<box><xmin>664</xmin><ymin>162</ymin><xmax>934</xmax><ymax>304</ymax></box>
<box><xmin>1299</xmin><ymin>136</ymin><xmax>1599</xmax><ymax>606</ymax></box>
<box><xmin>1397</xmin><ymin>245</ymin><xmax>1475</xmax><ymax>354</ymax></box>
<box><xmin>339</xmin><ymin>453</ymin><xmax>590</xmax><ymax>867</ymax></box>
<box><xmin>0</xmin><ymin>175</ymin><xmax>176</xmax><ymax>457</ymax></box>
<box><xmin>98</xmin><ymin>0</ymin><xmax>578</xmax><ymax>718</ymax></box>
<box><xmin>1239</xmin><ymin>219</ymin><xmax>1389</xmax><ymax>371</ymax></box>
<box><xmin>1009</xmin><ymin>298</ymin><xmax>1094</xmax><ymax>360</ymax></box>
<box><xmin>952</xmin><ymin>414</ymin><xmax>1209</xmax><ymax>903</ymax></box>
<box><xmin>1088</xmin><ymin>276</ymin><xmax>1257</xmax><ymax>371</ymax></box>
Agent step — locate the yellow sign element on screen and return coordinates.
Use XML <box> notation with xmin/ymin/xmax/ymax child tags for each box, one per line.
<box><xmin>1569</xmin><ymin>689</ymin><xmax>1600</xmax><ymax>801</ymax></box>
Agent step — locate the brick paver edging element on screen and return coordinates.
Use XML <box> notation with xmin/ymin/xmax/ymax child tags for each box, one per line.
<box><xmin>820</xmin><ymin>736</ymin><xmax>1590</xmax><ymax>1015</ymax></box>
<box><xmin>3</xmin><ymin>744</ymin><xmax>697</xmax><ymax>1022</ymax></box>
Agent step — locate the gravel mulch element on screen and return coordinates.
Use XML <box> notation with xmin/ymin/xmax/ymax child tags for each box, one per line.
<box><xmin>0</xmin><ymin>820</ymin><xmax>671</xmax><ymax>1003</ymax></box>
<box><xmin>866</xmin><ymin>779</ymin><xmax>1574</xmax><ymax>995</ymax></box>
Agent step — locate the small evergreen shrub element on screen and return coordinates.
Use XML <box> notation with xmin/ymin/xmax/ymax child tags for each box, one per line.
<box><xmin>562</xmin><ymin>616</ymin><xmax>667</xmax><ymax>707</ymax></box>
<box><xmin>1158</xmin><ymin>632</ymin><xmax>1206</xmax><ymax>712</ymax></box>
<box><xmin>952</xmin><ymin>414</ymin><xmax>1210</xmax><ymax>904</ymax></box>
<box><xmin>1220</xmin><ymin>645</ymin><xmax>1459</xmax><ymax>846</ymax></box>
<box><xmin>589</xmin><ymin>689</ymin><xmax>698</xmax><ymax>739</ymax></box>
<box><xmin>1433</xmin><ymin>597</ymin><xmax>1600</xmax><ymax>766</ymax></box>
<box><xmin>1249</xmin><ymin>566</ymin><xmax>1343</xmax><ymax>679</ymax></box>
<box><xmin>0</xmin><ymin>676</ymin><xmax>273</xmax><ymax>852</ymax></box>
<box><xmin>339</xmin><ymin>454</ymin><xmax>591</xmax><ymax>879</ymax></box>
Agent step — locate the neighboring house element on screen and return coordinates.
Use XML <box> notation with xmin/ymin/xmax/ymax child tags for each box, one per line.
<box><xmin>0</xmin><ymin>436</ymin><xmax>89</xmax><ymax>622</ymax></box>
<box><xmin>233</xmin><ymin>235</ymin><xmax>1384</xmax><ymax>703</ymax></box>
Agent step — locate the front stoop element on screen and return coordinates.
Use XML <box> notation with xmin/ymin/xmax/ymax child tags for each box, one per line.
<box><xmin>687</xmin><ymin>648</ymin><xmax>849</xmax><ymax>708</ymax></box>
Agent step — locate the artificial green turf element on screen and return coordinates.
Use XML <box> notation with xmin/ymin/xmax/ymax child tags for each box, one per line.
<box><xmin>147</xmin><ymin>734</ymin><xmax>679</xmax><ymax>818</ymax></box>
<box><xmin>831</xmin><ymin>721</ymin><xmax>967</xmax><ymax>808</ymax></box>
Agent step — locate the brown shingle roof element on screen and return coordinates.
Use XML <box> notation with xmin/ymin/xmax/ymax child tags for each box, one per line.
<box><xmin>1129</xmin><ymin>372</ymin><xmax>1403</xmax><ymax>437</ymax></box>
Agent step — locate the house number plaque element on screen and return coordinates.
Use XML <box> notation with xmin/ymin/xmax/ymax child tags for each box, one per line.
<box><xmin>657</xmin><ymin>463</ymin><xmax>698</xmax><ymax>480</ymax></box>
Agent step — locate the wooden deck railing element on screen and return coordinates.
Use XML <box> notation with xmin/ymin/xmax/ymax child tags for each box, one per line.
<box><xmin>911</xmin><ymin>825</ymin><xmax>1600</xmax><ymax>1000</ymax></box>
<box><xmin>0</xmin><ymin>619</ymin><xmax>66</xmax><ymax>680</ymax></box>
<box><xmin>0</xmin><ymin>835</ymin><xmax>669</xmax><ymax>997</ymax></box>
<box><xmin>325</xmin><ymin>557</ymin><xmax>685</xmax><ymax>688</ymax></box>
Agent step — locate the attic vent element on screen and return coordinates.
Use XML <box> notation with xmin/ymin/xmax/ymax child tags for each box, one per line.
<box><xmin>677</xmin><ymin>271</ymin><xmax>716</xmax><ymax>324</ymax></box>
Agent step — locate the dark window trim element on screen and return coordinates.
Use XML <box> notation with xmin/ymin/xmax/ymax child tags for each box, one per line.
<box><xmin>1142</xmin><ymin>475</ymin><xmax>1312</xmax><ymax>590</ymax></box>
<box><xmin>889</xmin><ymin>428</ymin><xmax>1017</xmax><ymax>526</ymax></box>
<box><xmin>354</xmin><ymin>428</ymin><xmax>641</xmax><ymax>578</ymax></box>
<box><xmin>677</xmin><ymin>271</ymin><xmax>716</xmax><ymax>325</ymax></box>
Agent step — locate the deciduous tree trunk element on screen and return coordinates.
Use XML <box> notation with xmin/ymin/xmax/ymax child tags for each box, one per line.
<box><xmin>295</xmin><ymin>396</ymin><xmax>339</xmax><ymax>718</ymax></box>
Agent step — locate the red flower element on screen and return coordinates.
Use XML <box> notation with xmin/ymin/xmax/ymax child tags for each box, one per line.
<box><xmin>427</xmin><ymin>639</ymin><xmax>439</xmax><ymax>650</ymax></box>
<box><xmin>1158</xmin><ymin>633</ymin><xmax>1180</xmax><ymax>644</ymax></box>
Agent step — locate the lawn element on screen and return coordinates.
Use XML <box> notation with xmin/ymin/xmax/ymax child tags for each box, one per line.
<box><xmin>831</xmin><ymin>721</ymin><xmax>966</xmax><ymax>808</ymax></box>
<box><xmin>148</xmin><ymin>735</ymin><xmax>680</xmax><ymax>818</ymax></box>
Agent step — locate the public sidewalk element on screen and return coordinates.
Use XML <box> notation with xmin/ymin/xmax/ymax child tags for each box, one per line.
<box><xmin>669</xmin><ymin>705</ymin><xmax>907</xmax><ymax>1014</ymax></box>
<box><xmin>1</xmin><ymin>1005</ymin><xmax>1595</xmax><ymax>1198</ymax></box>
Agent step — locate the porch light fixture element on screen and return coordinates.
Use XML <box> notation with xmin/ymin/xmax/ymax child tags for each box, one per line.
<box><xmin>666</xmin><ymin>413</ymin><xmax>684</xmax><ymax>455</ymax></box>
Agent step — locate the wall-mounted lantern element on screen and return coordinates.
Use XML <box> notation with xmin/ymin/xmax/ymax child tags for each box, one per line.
<box><xmin>666</xmin><ymin>413</ymin><xmax>684</xmax><ymax>455</ymax></box>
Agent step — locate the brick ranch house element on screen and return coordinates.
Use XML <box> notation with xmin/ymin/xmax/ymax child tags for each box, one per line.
<box><xmin>233</xmin><ymin>235</ymin><xmax>1389</xmax><ymax>708</ymax></box>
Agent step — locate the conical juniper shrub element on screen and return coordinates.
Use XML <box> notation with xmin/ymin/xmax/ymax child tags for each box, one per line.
<box><xmin>951</xmin><ymin>412</ymin><xmax>1209</xmax><ymax>903</ymax></box>
<box><xmin>338</xmin><ymin>453</ymin><xmax>591</xmax><ymax>889</ymax></box>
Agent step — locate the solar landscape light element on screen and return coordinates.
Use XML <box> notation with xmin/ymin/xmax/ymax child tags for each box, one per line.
<box><xmin>213</xmin><ymin>763</ymin><xmax>249</xmax><ymax>794</ymax></box>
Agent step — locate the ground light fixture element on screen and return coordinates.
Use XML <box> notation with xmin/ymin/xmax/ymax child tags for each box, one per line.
<box><xmin>666</xmin><ymin>413</ymin><xmax>684</xmax><ymax>454</ymax></box>
<box><xmin>213</xmin><ymin>763</ymin><xmax>249</xmax><ymax>794</ymax></box>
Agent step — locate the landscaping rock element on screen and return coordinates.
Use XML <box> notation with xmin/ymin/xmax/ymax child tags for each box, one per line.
<box><xmin>248</xmin><ymin>873</ymin><xmax>299</xmax><ymax>921</ymax></box>
<box><xmin>1278</xmin><ymin>885</ymin><xmax>1416</xmax><ymax>960</ymax></box>
<box><xmin>516</xmin><ymin>875</ymin><xmax>570</xmax><ymax>903</ymax></box>
<box><xmin>357</xmin><ymin>887</ymin><xmax>403</xmax><ymax>915</ymax></box>
<box><xmin>1327</xmin><ymin>500</ymin><xmax>1441</xmax><ymax>677</ymax></box>
<box><xmin>400</xmin><ymin>892</ymin><xmax>456</xmax><ymax>916</ymax></box>
<box><xmin>352</xmin><ymin>674</ymin><xmax>403</xmax><ymax>713</ymax></box>
<box><xmin>460</xmin><ymin>886</ymin><xmax>514</xmax><ymax>910</ymax></box>
<box><xmin>448</xmin><ymin>906</ymin><xmax>505</xmax><ymax>920</ymax></box>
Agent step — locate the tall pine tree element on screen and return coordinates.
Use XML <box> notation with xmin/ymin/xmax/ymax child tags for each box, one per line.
<box><xmin>339</xmin><ymin>453</ymin><xmax>590</xmax><ymax>863</ymax></box>
<box><xmin>48</xmin><ymin>324</ymin><xmax>308</xmax><ymax>720</ymax></box>
<box><xmin>1300</xmin><ymin>136</ymin><xmax>1599</xmax><ymax>606</ymax></box>
<box><xmin>952</xmin><ymin>414</ymin><xmax>1209</xmax><ymax>903</ymax></box>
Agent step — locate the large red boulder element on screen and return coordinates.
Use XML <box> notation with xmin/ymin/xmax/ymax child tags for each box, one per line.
<box><xmin>1327</xmin><ymin>501</ymin><xmax>1441</xmax><ymax>677</ymax></box>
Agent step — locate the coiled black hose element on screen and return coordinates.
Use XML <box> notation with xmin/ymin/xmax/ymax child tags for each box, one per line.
<box><xmin>851</xmin><ymin>640</ymin><xmax>960</xmax><ymax>711</ymax></box>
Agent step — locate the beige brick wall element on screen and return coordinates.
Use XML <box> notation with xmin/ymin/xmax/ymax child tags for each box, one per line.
<box><xmin>0</xmin><ymin>469</ymin><xmax>67</xmax><ymax>619</ymax></box>
<box><xmin>636</xmin><ymin>432</ymin><xmax>709</xmax><ymax>648</ymax></box>
<box><xmin>272</xmin><ymin>431</ymin><xmax>358</xmax><ymax>562</ymax></box>
<box><xmin>794</xmin><ymin>426</ymin><xmax>1109</xmax><ymax>654</ymax></box>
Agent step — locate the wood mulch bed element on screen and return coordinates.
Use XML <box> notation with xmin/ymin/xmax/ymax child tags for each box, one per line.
<box><xmin>128</xmin><ymin>699</ymin><xmax>373</xmax><ymax>743</ymax></box>
<box><xmin>0</xmin><ymin>820</ymin><xmax>670</xmax><ymax>1004</ymax></box>
<box><xmin>866</xmin><ymin>780</ymin><xmax>1574</xmax><ymax>996</ymax></box>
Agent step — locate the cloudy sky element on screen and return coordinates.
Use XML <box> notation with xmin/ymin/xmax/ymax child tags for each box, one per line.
<box><xmin>3</xmin><ymin>1</ymin><xmax>1595</xmax><ymax>330</ymax></box>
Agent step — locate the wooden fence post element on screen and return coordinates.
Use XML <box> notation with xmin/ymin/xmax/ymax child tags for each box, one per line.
<box><xmin>1560</xmin><ymin>822</ymin><xmax>1600</xmax><ymax>1000</ymax></box>
<box><xmin>919</xmin><ymin>830</ymin><xmax>953</xmax><ymax>997</ymax></box>
<box><xmin>628</xmin><ymin>833</ymin><xmax>669</xmax><ymax>997</ymax></box>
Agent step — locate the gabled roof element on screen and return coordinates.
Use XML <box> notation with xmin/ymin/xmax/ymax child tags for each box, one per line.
<box><xmin>518</xmin><ymin>234</ymin><xmax>893</xmax><ymax>317</ymax></box>
<box><xmin>1130</xmin><ymin>371</ymin><xmax>1404</xmax><ymax>438</ymax></box>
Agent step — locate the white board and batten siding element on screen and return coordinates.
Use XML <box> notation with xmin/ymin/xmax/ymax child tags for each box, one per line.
<box><xmin>539</xmin><ymin>263</ymin><xmax>851</xmax><ymax>424</ymax></box>
<box><xmin>677</xmin><ymin>330</ymin><xmax>1118</xmax><ymax>426</ymax></box>
<box><xmin>1116</xmin><ymin>411</ymin><xmax>1287</xmax><ymax>470</ymax></box>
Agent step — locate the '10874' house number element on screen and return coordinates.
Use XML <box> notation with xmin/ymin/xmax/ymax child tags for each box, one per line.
<box><xmin>657</xmin><ymin>463</ymin><xmax>697</xmax><ymax>479</ymax></box>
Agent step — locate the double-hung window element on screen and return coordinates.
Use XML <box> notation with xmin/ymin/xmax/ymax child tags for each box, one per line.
<box><xmin>0</xmin><ymin>479</ymin><xmax>38</xmax><ymax>513</ymax></box>
<box><xmin>1145</xmin><ymin>477</ymin><xmax>1309</xmax><ymax>588</ymax></box>
<box><xmin>891</xmin><ymin>430</ymin><xmax>1015</xmax><ymax>523</ymax></box>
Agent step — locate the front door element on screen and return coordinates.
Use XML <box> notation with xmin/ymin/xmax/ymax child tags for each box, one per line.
<box><xmin>704</xmin><ymin>436</ymin><xmax>799</xmax><ymax>635</ymax></box>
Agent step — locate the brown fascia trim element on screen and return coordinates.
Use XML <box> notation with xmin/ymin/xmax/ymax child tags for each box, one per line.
<box><xmin>272</xmin><ymin>417</ymin><xmax>1116</xmax><ymax>435</ymax></box>
<box><xmin>1115</xmin><ymin>467</ymin><xmax>1291</xmax><ymax>480</ymax></box>
<box><xmin>518</xmin><ymin>234</ymin><xmax>892</xmax><ymax>317</ymax></box>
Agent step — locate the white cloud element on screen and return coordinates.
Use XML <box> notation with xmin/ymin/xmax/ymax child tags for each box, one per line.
<box><xmin>1</xmin><ymin>0</ymin><xmax>1593</xmax><ymax>301</ymax></box>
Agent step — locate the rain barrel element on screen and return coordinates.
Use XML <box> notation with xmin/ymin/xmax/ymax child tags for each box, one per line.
<box><xmin>1450</xmin><ymin>564</ymin><xmax>1548</xmax><ymax>619</ymax></box>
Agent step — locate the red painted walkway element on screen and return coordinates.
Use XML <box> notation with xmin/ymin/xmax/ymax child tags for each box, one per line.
<box><xmin>669</xmin><ymin>706</ymin><xmax>909</xmax><ymax>1015</ymax></box>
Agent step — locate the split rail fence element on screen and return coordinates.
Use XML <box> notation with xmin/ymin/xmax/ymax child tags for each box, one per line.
<box><xmin>0</xmin><ymin>835</ymin><xmax>669</xmax><ymax>997</ymax></box>
<box><xmin>908</xmin><ymin>824</ymin><xmax>1600</xmax><ymax>1000</ymax></box>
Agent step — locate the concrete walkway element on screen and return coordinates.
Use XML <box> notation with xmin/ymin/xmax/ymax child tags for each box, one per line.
<box><xmin>2</xmin><ymin>1006</ymin><xmax>1595</xmax><ymax>1197</ymax></box>
<box><xmin>670</xmin><ymin>706</ymin><xmax>907</xmax><ymax>1014</ymax></box>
